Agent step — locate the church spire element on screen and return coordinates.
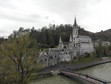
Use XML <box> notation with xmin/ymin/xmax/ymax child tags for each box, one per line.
<box><xmin>59</xmin><ymin>36</ymin><xmax>63</xmax><ymax>49</ymax></box>
<box><xmin>69</xmin><ymin>34</ymin><xmax>72</xmax><ymax>42</ymax></box>
<box><xmin>74</xmin><ymin>17</ymin><xmax>77</xmax><ymax>26</ymax></box>
<box><xmin>59</xmin><ymin>36</ymin><xmax>62</xmax><ymax>44</ymax></box>
<box><xmin>72</xmin><ymin>17</ymin><xmax>79</xmax><ymax>38</ymax></box>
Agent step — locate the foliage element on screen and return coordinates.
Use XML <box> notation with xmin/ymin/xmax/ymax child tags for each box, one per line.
<box><xmin>1</xmin><ymin>23</ymin><xmax>111</xmax><ymax>83</ymax></box>
<box><xmin>73</xmin><ymin>56</ymin><xmax>100</xmax><ymax>64</ymax></box>
<box><xmin>11</xmin><ymin>24</ymin><xmax>111</xmax><ymax>50</ymax></box>
<box><xmin>95</xmin><ymin>45</ymin><xmax>111</xmax><ymax>57</ymax></box>
<box><xmin>30</xmin><ymin>24</ymin><xmax>111</xmax><ymax>49</ymax></box>
<box><xmin>71</xmin><ymin>52</ymin><xmax>98</xmax><ymax>64</ymax></box>
<box><xmin>30</xmin><ymin>24</ymin><xmax>73</xmax><ymax>48</ymax></box>
<box><xmin>0</xmin><ymin>34</ymin><xmax>39</xmax><ymax>84</ymax></box>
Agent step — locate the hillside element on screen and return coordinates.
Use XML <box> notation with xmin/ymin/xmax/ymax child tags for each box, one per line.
<box><xmin>30</xmin><ymin>25</ymin><xmax>111</xmax><ymax>46</ymax></box>
<box><xmin>95</xmin><ymin>29</ymin><xmax>111</xmax><ymax>42</ymax></box>
<box><xmin>30</xmin><ymin>24</ymin><xmax>111</xmax><ymax>48</ymax></box>
<box><xmin>10</xmin><ymin>24</ymin><xmax>111</xmax><ymax>48</ymax></box>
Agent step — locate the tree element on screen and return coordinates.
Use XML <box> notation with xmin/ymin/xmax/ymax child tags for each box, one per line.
<box><xmin>45</xmin><ymin>29</ymin><xmax>50</xmax><ymax>45</ymax></box>
<box><xmin>0</xmin><ymin>33</ymin><xmax>38</xmax><ymax>84</ymax></box>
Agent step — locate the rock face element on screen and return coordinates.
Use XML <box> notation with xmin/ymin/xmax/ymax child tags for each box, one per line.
<box><xmin>38</xmin><ymin>18</ymin><xmax>94</xmax><ymax>67</ymax></box>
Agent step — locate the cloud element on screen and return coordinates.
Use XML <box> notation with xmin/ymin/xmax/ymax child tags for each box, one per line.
<box><xmin>0</xmin><ymin>13</ymin><xmax>37</xmax><ymax>22</ymax></box>
<box><xmin>0</xmin><ymin>0</ymin><xmax>110</xmax><ymax>36</ymax></box>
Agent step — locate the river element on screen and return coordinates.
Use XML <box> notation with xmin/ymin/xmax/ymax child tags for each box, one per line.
<box><xmin>78</xmin><ymin>63</ymin><xmax>111</xmax><ymax>81</ymax></box>
<box><xmin>30</xmin><ymin>63</ymin><xmax>111</xmax><ymax>84</ymax></box>
<box><xmin>30</xmin><ymin>75</ymin><xmax>81</xmax><ymax>84</ymax></box>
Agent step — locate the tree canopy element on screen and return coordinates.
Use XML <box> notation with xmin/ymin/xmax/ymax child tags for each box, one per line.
<box><xmin>0</xmin><ymin>33</ymin><xmax>39</xmax><ymax>84</ymax></box>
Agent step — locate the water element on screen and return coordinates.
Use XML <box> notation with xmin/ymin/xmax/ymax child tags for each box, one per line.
<box><xmin>78</xmin><ymin>63</ymin><xmax>111</xmax><ymax>81</ymax></box>
<box><xmin>30</xmin><ymin>75</ymin><xmax>81</xmax><ymax>84</ymax></box>
<box><xmin>30</xmin><ymin>63</ymin><xmax>111</xmax><ymax>84</ymax></box>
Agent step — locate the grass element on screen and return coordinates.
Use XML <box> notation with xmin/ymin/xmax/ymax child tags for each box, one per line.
<box><xmin>73</xmin><ymin>57</ymin><xmax>101</xmax><ymax>64</ymax></box>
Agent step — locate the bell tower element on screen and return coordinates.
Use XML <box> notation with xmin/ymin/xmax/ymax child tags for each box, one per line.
<box><xmin>73</xmin><ymin>17</ymin><xmax>79</xmax><ymax>39</ymax></box>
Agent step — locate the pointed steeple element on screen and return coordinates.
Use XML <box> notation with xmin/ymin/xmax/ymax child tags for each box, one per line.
<box><xmin>59</xmin><ymin>36</ymin><xmax>62</xmax><ymax>44</ymax></box>
<box><xmin>73</xmin><ymin>17</ymin><xmax>79</xmax><ymax>38</ymax></box>
<box><xmin>74</xmin><ymin>17</ymin><xmax>77</xmax><ymax>26</ymax></box>
<box><xmin>69</xmin><ymin>34</ymin><xmax>72</xmax><ymax>42</ymax></box>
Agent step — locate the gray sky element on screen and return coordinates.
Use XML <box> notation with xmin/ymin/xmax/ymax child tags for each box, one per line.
<box><xmin>0</xmin><ymin>0</ymin><xmax>111</xmax><ymax>36</ymax></box>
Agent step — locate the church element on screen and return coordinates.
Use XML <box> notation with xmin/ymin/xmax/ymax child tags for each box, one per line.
<box><xmin>38</xmin><ymin>18</ymin><xmax>94</xmax><ymax>67</ymax></box>
<box><xmin>59</xmin><ymin>18</ymin><xmax>94</xmax><ymax>55</ymax></box>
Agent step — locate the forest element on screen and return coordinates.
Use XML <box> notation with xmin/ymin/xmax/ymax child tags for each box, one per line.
<box><xmin>29</xmin><ymin>24</ymin><xmax>111</xmax><ymax>48</ymax></box>
<box><xmin>0</xmin><ymin>24</ymin><xmax>111</xmax><ymax>84</ymax></box>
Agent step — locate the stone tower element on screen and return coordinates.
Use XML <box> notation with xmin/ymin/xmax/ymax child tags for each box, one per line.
<box><xmin>72</xmin><ymin>17</ymin><xmax>79</xmax><ymax>39</ymax></box>
<box><xmin>72</xmin><ymin>17</ymin><xmax>80</xmax><ymax>48</ymax></box>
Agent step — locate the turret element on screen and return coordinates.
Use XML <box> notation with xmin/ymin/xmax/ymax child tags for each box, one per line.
<box><xmin>59</xmin><ymin>36</ymin><xmax>62</xmax><ymax>44</ymax></box>
<box><xmin>69</xmin><ymin>34</ymin><xmax>72</xmax><ymax>42</ymax></box>
<box><xmin>59</xmin><ymin>36</ymin><xmax>63</xmax><ymax>49</ymax></box>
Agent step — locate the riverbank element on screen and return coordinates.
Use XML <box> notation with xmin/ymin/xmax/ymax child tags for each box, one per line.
<box><xmin>66</xmin><ymin>57</ymin><xmax>111</xmax><ymax>70</ymax></box>
<box><xmin>78</xmin><ymin>62</ymin><xmax>111</xmax><ymax>81</ymax></box>
<box><xmin>30</xmin><ymin>57</ymin><xmax>111</xmax><ymax>84</ymax></box>
<box><xmin>30</xmin><ymin>72</ymin><xmax>53</xmax><ymax>80</ymax></box>
<box><xmin>30</xmin><ymin>75</ymin><xmax>81</xmax><ymax>84</ymax></box>
<box><xmin>39</xmin><ymin>57</ymin><xmax>111</xmax><ymax>73</ymax></box>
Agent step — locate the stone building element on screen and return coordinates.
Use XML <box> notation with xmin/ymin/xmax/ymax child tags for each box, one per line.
<box><xmin>38</xmin><ymin>18</ymin><xmax>94</xmax><ymax>67</ymax></box>
<box><xmin>11</xmin><ymin>27</ymin><xmax>30</xmax><ymax>38</ymax></box>
<box><xmin>101</xmin><ymin>41</ymin><xmax>110</xmax><ymax>46</ymax></box>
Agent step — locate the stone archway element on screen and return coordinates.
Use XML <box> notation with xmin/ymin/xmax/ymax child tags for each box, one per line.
<box><xmin>48</xmin><ymin>56</ymin><xmax>54</xmax><ymax>66</ymax></box>
<box><xmin>44</xmin><ymin>58</ymin><xmax>48</xmax><ymax>67</ymax></box>
<box><xmin>54</xmin><ymin>55</ymin><xmax>57</xmax><ymax>65</ymax></box>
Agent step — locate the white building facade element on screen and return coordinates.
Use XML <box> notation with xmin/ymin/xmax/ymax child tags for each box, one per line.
<box><xmin>39</xmin><ymin>18</ymin><xmax>94</xmax><ymax>67</ymax></box>
<box><xmin>59</xmin><ymin>18</ymin><xmax>94</xmax><ymax>55</ymax></box>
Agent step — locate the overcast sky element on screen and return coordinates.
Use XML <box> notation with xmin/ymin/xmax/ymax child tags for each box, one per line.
<box><xmin>0</xmin><ymin>0</ymin><xmax>111</xmax><ymax>37</ymax></box>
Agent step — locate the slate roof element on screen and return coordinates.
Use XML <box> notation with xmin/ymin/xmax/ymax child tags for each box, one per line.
<box><xmin>78</xmin><ymin>35</ymin><xmax>90</xmax><ymax>38</ymax></box>
<box><xmin>63</xmin><ymin>42</ymin><xmax>69</xmax><ymax>45</ymax></box>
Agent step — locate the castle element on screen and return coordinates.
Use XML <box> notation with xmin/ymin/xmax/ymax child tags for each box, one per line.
<box><xmin>38</xmin><ymin>18</ymin><xmax>94</xmax><ymax>67</ymax></box>
<box><xmin>11</xmin><ymin>27</ymin><xmax>30</xmax><ymax>38</ymax></box>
